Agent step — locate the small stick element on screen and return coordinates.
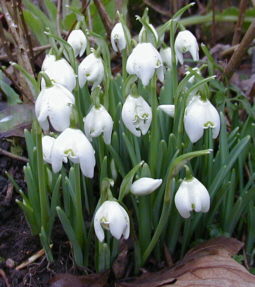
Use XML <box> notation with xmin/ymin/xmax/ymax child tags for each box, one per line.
<box><xmin>16</xmin><ymin>245</ymin><xmax>53</xmax><ymax>271</ymax></box>
<box><xmin>223</xmin><ymin>19</ymin><xmax>255</xmax><ymax>81</ymax></box>
<box><xmin>0</xmin><ymin>148</ymin><xmax>29</xmax><ymax>163</ymax></box>
<box><xmin>232</xmin><ymin>0</ymin><xmax>248</xmax><ymax>46</ymax></box>
<box><xmin>93</xmin><ymin>0</ymin><xmax>113</xmax><ymax>37</ymax></box>
<box><xmin>0</xmin><ymin>269</ymin><xmax>10</xmax><ymax>287</ymax></box>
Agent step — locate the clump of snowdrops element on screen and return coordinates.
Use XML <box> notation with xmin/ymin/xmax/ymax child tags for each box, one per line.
<box><xmin>13</xmin><ymin>2</ymin><xmax>255</xmax><ymax>273</ymax></box>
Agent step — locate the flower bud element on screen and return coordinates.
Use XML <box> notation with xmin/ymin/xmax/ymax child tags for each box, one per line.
<box><xmin>130</xmin><ymin>177</ymin><xmax>162</xmax><ymax>196</ymax></box>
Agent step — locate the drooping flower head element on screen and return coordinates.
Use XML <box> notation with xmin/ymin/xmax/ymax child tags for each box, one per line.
<box><xmin>35</xmin><ymin>83</ymin><xmax>75</xmax><ymax>132</ymax></box>
<box><xmin>41</xmin><ymin>58</ymin><xmax>76</xmax><ymax>92</ymax></box>
<box><xmin>175</xmin><ymin>176</ymin><xmax>210</xmax><ymax>219</ymax></box>
<box><xmin>94</xmin><ymin>200</ymin><xmax>130</xmax><ymax>242</ymax></box>
<box><xmin>67</xmin><ymin>29</ymin><xmax>87</xmax><ymax>57</ymax></box>
<box><xmin>78</xmin><ymin>49</ymin><xmax>104</xmax><ymax>90</ymax></box>
<box><xmin>126</xmin><ymin>42</ymin><xmax>164</xmax><ymax>86</ymax></box>
<box><xmin>184</xmin><ymin>95</ymin><xmax>220</xmax><ymax>143</ymax></box>
<box><xmin>84</xmin><ymin>105</ymin><xmax>113</xmax><ymax>145</ymax></box>
<box><xmin>138</xmin><ymin>24</ymin><xmax>158</xmax><ymax>44</ymax></box>
<box><xmin>42</xmin><ymin>135</ymin><xmax>55</xmax><ymax>164</ymax></box>
<box><xmin>174</xmin><ymin>30</ymin><xmax>199</xmax><ymax>65</ymax></box>
<box><xmin>111</xmin><ymin>23</ymin><xmax>127</xmax><ymax>52</ymax></box>
<box><xmin>50</xmin><ymin>128</ymin><xmax>96</xmax><ymax>178</ymax></box>
<box><xmin>122</xmin><ymin>93</ymin><xmax>152</xmax><ymax>137</ymax></box>
<box><xmin>41</xmin><ymin>54</ymin><xmax>56</xmax><ymax>71</ymax></box>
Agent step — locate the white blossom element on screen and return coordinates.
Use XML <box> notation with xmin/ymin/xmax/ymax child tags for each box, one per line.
<box><xmin>41</xmin><ymin>58</ymin><xmax>76</xmax><ymax>92</ymax></box>
<box><xmin>111</xmin><ymin>23</ymin><xmax>127</xmax><ymax>52</ymax></box>
<box><xmin>51</xmin><ymin>128</ymin><xmax>96</xmax><ymax>178</ymax></box>
<box><xmin>35</xmin><ymin>83</ymin><xmax>75</xmax><ymax>132</ymax></box>
<box><xmin>175</xmin><ymin>30</ymin><xmax>199</xmax><ymax>65</ymax></box>
<box><xmin>175</xmin><ymin>177</ymin><xmax>210</xmax><ymax>219</ymax></box>
<box><xmin>184</xmin><ymin>96</ymin><xmax>220</xmax><ymax>143</ymax></box>
<box><xmin>78</xmin><ymin>52</ymin><xmax>104</xmax><ymax>90</ymax></box>
<box><xmin>42</xmin><ymin>135</ymin><xmax>55</xmax><ymax>164</ymax></box>
<box><xmin>84</xmin><ymin>105</ymin><xmax>113</xmax><ymax>145</ymax></box>
<box><xmin>122</xmin><ymin>95</ymin><xmax>152</xmax><ymax>137</ymax></box>
<box><xmin>67</xmin><ymin>29</ymin><xmax>87</xmax><ymax>57</ymax></box>
<box><xmin>126</xmin><ymin>42</ymin><xmax>164</xmax><ymax>86</ymax></box>
<box><xmin>94</xmin><ymin>201</ymin><xmax>130</xmax><ymax>242</ymax></box>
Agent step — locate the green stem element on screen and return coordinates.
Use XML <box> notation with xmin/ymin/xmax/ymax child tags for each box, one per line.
<box><xmin>139</xmin><ymin>195</ymin><xmax>151</xmax><ymax>255</ymax></box>
<box><xmin>36</xmin><ymin>122</ymin><xmax>49</xmax><ymax>231</ymax></box>
<box><xmin>122</xmin><ymin>48</ymin><xmax>127</xmax><ymax>81</ymax></box>
<box><xmin>148</xmin><ymin>74</ymin><xmax>158</xmax><ymax>177</ymax></box>
<box><xmin>74</xmin><ymin>163</ymin><xmax>86</xmax><ymax>247</ymax></box>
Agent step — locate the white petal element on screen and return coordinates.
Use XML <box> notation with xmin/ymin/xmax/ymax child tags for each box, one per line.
<box><xmin>158</xmin><ymin>105</ymin><xmax>175</xmax><ymax>117</ymax></box>
<box><xmin>111</xmin><ymin>23</ymin><xmax>127</xmax><ymax>52</ymax></box>
<box><xmin>41</xmin><ymin>59</ymin><xmax>76</xmax><ymax>92</ymax></box>
<box><xmin>131</xmin><ymin>178</ymin><xmax>162</xmax><ymax>196</ymax></box>
<box><xmin>174</xmin><ymin>182</ymin><xmax>193</xmax><ymax>218</ymax></box>
<box><xmin>42</xmin><ymin>135</ymin><xmax>55</xmax><ymax>164</ymax></box>
<box><xmin>67</xmin><ymin>29</ymin><xmax>87</xmax><ymax>57</ymax></box>
<box><xmin>94</xmin><ymin>208</ymin><xmax>106</xmax><ymax>242</ymax></box>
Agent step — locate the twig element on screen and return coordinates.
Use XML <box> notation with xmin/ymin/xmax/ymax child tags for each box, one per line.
<box><xmin>16</xmin><ymin>245</ymin><xmax>53</xmax><ymax>271</ymax></box>
<box><xmin>0</xmin><ymin>269</ymin><xmax>10</xmax><ymax>287</ymax></box>
<box><xmin>0</xmin><ymin>17</ymin><xmax>15</xmax><ymax>62</ymax></box>
<box><xmin>65</xmin><ymin>1</ymin><xmax>91</xmax><ymax>40</ymax></box>
<box><xmin>57</xmin><ymin>0</ymin><xmax>62</xmax><ymax>37</ymax></box>
<box><xmin>142</xmin><ymin>0</ymin><xmax>171</xmax><ymax>17</ymax></box>
<box><xmin>223</xmin><ymin>19</ymin><xmax>255</xmax><ymax>81</ymax></box>
<box><xmin>93</xmin><ymin>0</ymin><xmax>114</xmax><ymax>37</ymax></box>
<box><xmin>211</xmin><ymin>0</ymin><xmax>216</xmax><ymax>46</ymax></box>
<box><xmin>17</xmin><ymin>0</ymin><xmax>35</xmax><ymax>65</ymax></box>
<box><xmin>0</xmin><ymin>148</ymin><xmax>29</xmax><ymax>163</ymax></box>
<box><xmin>232</xmin><ymin>0</ymin><xmax>248</xmax><ymax>45</ymax></box>
<box><xmin>0</xmin><ymin>0</ymin><xmax>34</xmax><ymax>102</ymax></box>
<box><xmin>0</xmin><ymin>44</ymin><xmax>51</xmax><ymax>61</ymax></box>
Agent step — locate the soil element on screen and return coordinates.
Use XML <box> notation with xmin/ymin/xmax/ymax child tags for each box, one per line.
<box><xmin>0</xmin><ymin>139</ymin><xmax>82</xmax><ymax>287</ymax></box>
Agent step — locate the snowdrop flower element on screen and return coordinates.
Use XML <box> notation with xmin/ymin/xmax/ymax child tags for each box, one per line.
<box><xmin>41</xmin><ymin>54</ymin><xmax>56</xmax><ymax>71</ymax></box>
<box><xmin>42</xmin><ymin>135</ymin><xmax>55</xmax><ymax>164</ymax></box>
<box><xmin>51</xmin><ymin>128</ymin><xmax>96</xmax><ymax>178</ymax></box>
<box><xmin>184</xmin><ymin>96</ymin><xmax>220</xmax><ymax>143</ymax></box>
<box><xmin>175</xmin><ymin>30</ymin><xmax>199</xmax><ymax>65</ymax></box>
<box><xmin>67</xmin><ymin>29</ymin><xmax>87</xmax><ymax>57</ymax></box>
<box><xmin>122</xmin><ymin>94</ymin><xmax>152</xmax><ymax>137</ymax></box>
<box><xmin>130</xmin><ymin>177</ymin><xmax>162</xmax><ymax>196</ymax></box>
<box><xmin>111</xmin><ymin>23</ymin><xmax>127</xmax><ymax>52</ymax></box>
<box><xmin>175</xmin><ymin>177</ymin><xmax>210</xmax><ymax>218</ymax></box>
<box><xmin>94</xmin><ymin>200</ymin><xmax>130</xmax><ymax>242</ymax></box>
<box><xmin>41</xmin><ymin>58</ymin><xmax>76</xmax><ymax>92</ymax></box>
<box><xmin>126</xmin><ymin>42</ymin><xmax>164</xmax><ymax>86</ymax></box>
<box><xmin>35</xmin><ymin>83</ymin><xmax>75</xmax><ymax>132</ymax></box>
<box><xmin>160</xmin><ymin>46</ymin><xmax>173</xmax><ymax>70</ymax></box>
<box><xmin>84</xmin><ymin>105</ymin><xmax>113</xmax><ymax>145</ymax></box>
<box><xmin>138</xmin><ymin>24</ymin><xmax>158</xmax><ymax>44</ymax></box>
<box><xmin>78</xmin><ymin>51</ymin><xmax>104</xmax><ymax>90</ymax></box>
<box><xmin>158</xmin><ymin>105</ymin><xmax>175</xmax><ymax>118</ymax></box>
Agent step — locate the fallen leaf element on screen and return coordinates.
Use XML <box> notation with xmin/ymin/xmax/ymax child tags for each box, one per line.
<box><xmin>49</xmin><ymin>269</ymin><xmax>110</xmax><ymax>287</ymax></box>
<box><xmin>116</xmin><ymin>237</ymin><xmax>255</xmax><ymax>287</ymax></box>
<box><xmin>0</xmin><ymin>103</ymin><xmax>34</xmax><ymax>138</ymax></box>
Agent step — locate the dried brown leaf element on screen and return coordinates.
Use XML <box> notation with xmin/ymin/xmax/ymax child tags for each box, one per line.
<box><xmin>116</xmin><ymin>237</ymin><xmax>255</xmax><ymax>287</ymax></box>
<box><xmin>49</xmin><ymin>269</ymin><xmax>110</xmax><ymax>287</ymax></box>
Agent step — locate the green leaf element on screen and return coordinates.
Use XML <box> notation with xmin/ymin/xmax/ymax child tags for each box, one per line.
<box><xmin>56</xmin><ymin>206</ymin><xmax>83</xmax><ymax>266</ymax></box>
<box><xmin>0</xmin><ymin>71</ymin><xmax>22</xmax><ymax>105</ymax></box>
<box><xmin>118</xmin><ymin>161</ymin><xmax>144</xmax><ymax>201</ymax></box>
